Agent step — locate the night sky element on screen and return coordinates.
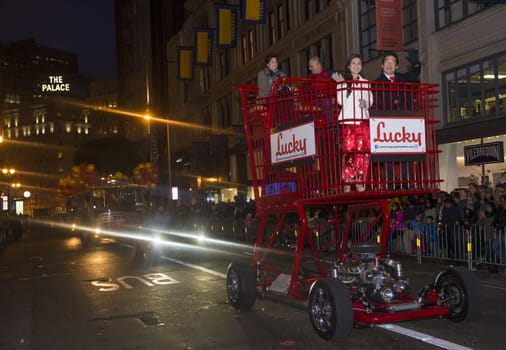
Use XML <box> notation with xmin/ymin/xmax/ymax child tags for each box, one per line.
<box><xmin>0</xmin><ymin>0</ymin><xmax>116</xmax><ymax>79</ymax></box>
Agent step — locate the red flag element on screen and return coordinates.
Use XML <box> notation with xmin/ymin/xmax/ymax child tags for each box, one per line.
<box><xmin>376</xmin><ymin>0</ymin><xmax>404</xmax><ymax>51</ymax></box>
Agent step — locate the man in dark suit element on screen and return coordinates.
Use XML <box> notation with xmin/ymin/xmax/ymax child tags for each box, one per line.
<box><xmin>373</xmin><ymin>49</ymin><xmax>421</xmax><ymax>189</ymax></box>
<box><xmin>374</xmin><ymin>49</ymin><xmax>421</xmax><ymax>111</ymax></box>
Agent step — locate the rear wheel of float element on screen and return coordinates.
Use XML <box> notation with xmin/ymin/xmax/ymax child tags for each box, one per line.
<box><xmin>435</xmin><ymin>266</ymin><xmax>481</xmax><ymax>322</ymax></box>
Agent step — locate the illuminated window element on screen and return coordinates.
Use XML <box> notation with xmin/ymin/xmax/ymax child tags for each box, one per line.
<box><xmin>442</xmin><ymin>51</ymin><xmax>506</xmax><ymax>124</ymax></box>
<box><xmin>198</xmin><ymin>66</ymin><xmax>211</xmax><ymax>94</ymax></box>
<box><xmin>82</xmin><ymin>110</ymin><xmax>90</xmax><ymax>123</ymax></box>
<box><xmin>248</xmin><ymin>28</ymin><xmax>255</xmax><ymax>60</ymax></box>
<box><xmin>65</xmin><ymin>123</ymin><xmax>72</xmax><ymax>133</ymax></box>
<box><xmin>77</xmin><ymin>126</ymin><xmax>82</xmax><ymax>134</ymax></box>
<box><xmin>241</xmin><ymin>34</ymin><xmax>248</xmax><ymax>64</ymax></box>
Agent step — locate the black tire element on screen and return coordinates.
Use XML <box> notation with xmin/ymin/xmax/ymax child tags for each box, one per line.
<box><xmin>226</xmin><ymin>261</ymin><xmax>257</xmax><ymax>309</ymax></box>
<box><xmin>435</xmin><ymin>266</ymin><xmax>481</xmax><ymax>322</ymax></box>
<box><xmin>308</xmin><ymin>279</ymin><xmax>354</xmax><ymax>340</ymax></box>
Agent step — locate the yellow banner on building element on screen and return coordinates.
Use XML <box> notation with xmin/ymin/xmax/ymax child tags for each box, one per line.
<box><xmin>195</xmin><ymin>29</ymin><xmax>213</xmax><ymax>65</ymax></box>
<box><xmin>215</xmin><ymin>4</ymin><xmax>238</xmax><ymax>48</ymax></box>
<box><xmin>177</xmin><ymin>47</ymin><xmax>193</xmax><ymax>80</ymax></box>
<box><xmin>242</xmin><ymin>0</ymin><xmax>266</xmax><ymax>24</ymax></box>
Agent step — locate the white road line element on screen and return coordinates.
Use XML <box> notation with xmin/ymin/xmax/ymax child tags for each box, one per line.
<box><xmin>480</xmin><ymin>283</ymin><xmax>506</xmax><ymax>291</ymax></box>
<box><xmin>160</xmin><ymin>256</ymin><xmax>227</xmax><ymax>279</ymax></box>
<box><xmin>164</xmin><ymin>257</ymin><xmax>475</xmax><ymax>350</ymax></box>
<box><xmin>377</xmin><ymin>324</ymin><xmax>475</xmax><ymax>350</ymax></box>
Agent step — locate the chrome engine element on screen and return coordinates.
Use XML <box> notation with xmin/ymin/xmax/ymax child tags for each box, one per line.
<box><xmin>332</xmin><ymin>244</ymin><xmax>410</xmax><ymax>304</ymax></box>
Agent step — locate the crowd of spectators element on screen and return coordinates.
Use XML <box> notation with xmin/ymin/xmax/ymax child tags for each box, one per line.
<box><xmin>384</xmin><ymin>182</ymin><xmax>506</xmax><ymax>272</ymax></box>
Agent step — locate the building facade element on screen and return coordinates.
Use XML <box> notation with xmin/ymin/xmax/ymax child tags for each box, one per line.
<box><xmin>0</xmin><ymin>39</ymin><xmax>119</xmax><ymax>215</ymax></box>
<box><xmin>163</xmin><ymin>0</ymin><xmax>505</xmax><ymax>202</ymax></box>
<box><xmin>114</xmin><ymin>0</ymin><xmax>185</xmax><ymax>202</ymax></box>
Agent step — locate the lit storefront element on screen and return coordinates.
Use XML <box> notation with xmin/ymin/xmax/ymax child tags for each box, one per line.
<box><xmin>439</xmin><ymin>50</ymin><xmax>506</xmax><ymax>191</ymax></box>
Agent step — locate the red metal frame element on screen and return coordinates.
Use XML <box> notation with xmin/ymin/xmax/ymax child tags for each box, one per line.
<box><xmin>237</xmin><ymin>78</ymin><xmax>446</xmax><ymax>322</ymax></box>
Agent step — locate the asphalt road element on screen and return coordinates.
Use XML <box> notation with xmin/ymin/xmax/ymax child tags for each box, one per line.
<box><xmin>1</xmin><ymin>227</ymin><xmax>505</xmax><ymax>350</ymax></box>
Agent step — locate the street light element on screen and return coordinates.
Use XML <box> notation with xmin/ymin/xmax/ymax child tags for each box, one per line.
<box><xmin>2</xmin><ymin>168</ymin><xmax>15</xmax><ymax>175</ymax></box>
<box><xmin>1</xmin><ymin>168</ymin><xmax>16</xmax><ymax>211</ymax></box>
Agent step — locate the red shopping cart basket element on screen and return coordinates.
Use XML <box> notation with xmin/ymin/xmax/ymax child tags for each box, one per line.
<box><xmin>226</xmin><ymin>78</ymin><xmax>465</xmax><ymax>342</ymax></box>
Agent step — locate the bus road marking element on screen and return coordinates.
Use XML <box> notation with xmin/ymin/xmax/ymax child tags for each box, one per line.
<box><xmin>90</xmin><ymin>272</ymin><xmax>179</xmax><ymax>292</ymax></box>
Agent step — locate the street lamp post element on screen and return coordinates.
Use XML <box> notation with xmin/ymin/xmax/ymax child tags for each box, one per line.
<box><xmin>166</xmin><ymin>122</ymin><xmax>172</xmax><ymax>203</ymax></box>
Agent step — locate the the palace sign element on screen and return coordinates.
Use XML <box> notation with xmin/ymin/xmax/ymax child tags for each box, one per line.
<box><xmin>41</xmin><ymin>75</ymin><xmax>70</xmax><ymax>92</ymax></box>
<box><xmin>270</xmin><ymin>119</ymin><xmax>316</xmax><ymax>168</ymax></box>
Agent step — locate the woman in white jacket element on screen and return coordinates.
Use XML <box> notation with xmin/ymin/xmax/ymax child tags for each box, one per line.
<box><xmin>334</xmin><ymin>54</ymin><xmax>373</xmax><ymax>192</ymax></box>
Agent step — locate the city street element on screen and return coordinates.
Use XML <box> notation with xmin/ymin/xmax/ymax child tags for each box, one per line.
<box><xmin>1</xmin><ymin>227</ymin><xmax>505</xmax><ymax>350</ymax></box>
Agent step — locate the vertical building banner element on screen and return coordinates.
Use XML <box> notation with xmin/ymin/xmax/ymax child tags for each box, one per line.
<box><xmin>242</xmin><ymin>0</ymin><xmax>266</xmax><ymax>24</ymax></box>
<box><xmin>215</xmin><ymin>4</ymin><xmax>238</xmax><ymax>48</ymax></box>
<box><xmin>195</xmin><ymin>29</ymin><xmax>214</xmax><ymax>65</ymax></box>
<box><xmin>177</xmin><ymin>46</ymin><xmax>194</xmax><ymax>80</ymax></box>
<box><xmin>375</xmin><ymin>0</ymin><xmax>404</xmax><ymax>51</ymax></box>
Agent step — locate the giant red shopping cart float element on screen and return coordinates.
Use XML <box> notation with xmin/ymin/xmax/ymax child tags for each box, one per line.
<box><xmin>227</xmin><ymin>78</ymin><xmax>481</xmax><ymax>340</ymax></box>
